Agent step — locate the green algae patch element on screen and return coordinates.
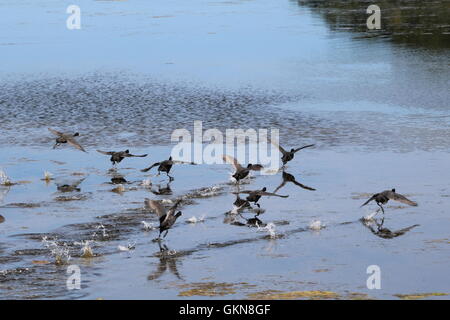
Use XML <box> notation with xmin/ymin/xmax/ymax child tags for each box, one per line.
<box><xmin>394</xmin><ymin>293</ymin><xmax>448</xmax><ymax>300</ymax></box>
<box><xmin>178</xmin><ymin>282</ymin><xmax>252</xmax><ymax>297</ymax></box>
<box><xmin>247</xmin><ymin>290</ymin><xmax>340</xmax><ymax>300</ymax></box>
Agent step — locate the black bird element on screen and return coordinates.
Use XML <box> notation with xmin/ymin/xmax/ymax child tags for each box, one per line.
<box><xmin>233</xmin><ymin>187</ymin><xmax>288</xmax><ymax>208</ymax></box>
<box><xmin>48</xmin><ymin>128</ymin><xmax>87</xmax><ymax>152</ymax></box>
<box><xmin>145</xmin><ymin>199</ymin><xmax>182</xmax><ymax>239</ymax></box>
<box><xmin>273</xmin><ymin>171</ymin><xmax>316</xmax><ymax>193</ymax></box>
<box><xmin>141</xmin><ymin>156</ymin><xmax>195</xmax><ymax>181</ymax></box>
<box><xmin>222</xmin><ymin>155</ymin><xmax>263</xmax><ymax>183</ymax></box>
<box><xmin>361</xmin><ymin>188</ymin><xmax>418</xmax><ymax>214</ymax></box>
<box><xmin>97</xmin><ymin>149</ymin><xmax>147</xmax><ymax>166</ymax></box>
<box><xmin>269</xmin><ymin>138</ymin><xmax>314</xmax><ymax>166</ymax></box>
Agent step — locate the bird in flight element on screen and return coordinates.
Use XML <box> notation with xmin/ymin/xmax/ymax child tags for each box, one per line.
<box><xmin>97</xmin><ymin>149</ymin><xmax>148</xmax><ymax>166</ymax></box>
<box><xmin>269</xmin><ymin>138</ymin><xmax>314</xmax><ymax>166</ymax></box>
<box><xmin>145</xmin><ymin>198</ymin><xmax>183</xmax><ymax>240</ymax></box>
<box><xmin>141</xmin><ymin>156</ymin><xmax>195</xmax><ymax>181</ymax></box>
<box><xmin>48</xmin><ymin>128</ymin><xmax>87</xmax><ymax>152</ymax></box>
<box><xmin>361</xmin><ymin>188</ymin><xmax>417</xmax><ymax>214</ymax></box>
<box><xmin>233</xmin><ymin>187</ymin><xmax>288</xmax><ymax>208</ymax></box>
<box><xmin>222</xmin><ymin>155</ymin><xmax>263</xmax><ymax>184</ymax></box>
<box><xmin>273</xmin><ymin>171</ymin><xmax>316</xmax><ymax>193</ymax></box>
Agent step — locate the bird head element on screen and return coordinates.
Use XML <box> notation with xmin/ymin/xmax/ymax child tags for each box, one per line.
<box><xmin>169</xmin><ymin>156</ymin><xmax>173</xmax><ymax>160</ymax></box>
<box><xmin>391</xmin><ymin>188</ymin><xmax>396</xmax><ymax>192</ymax></box>
<box><xmin>290</xmin><ymin>148</ymin><xmax>295</xmax><ymax>152</ymax></box>
<box><xmin>73</xmin><ymin>132</ymin><xmax>80</xmax><ymax>137</ymax></box>
<box><xmin>125</xmin><ymin>149</ymin><xmax>130</xmax><ymax>153</ymax></box>
<box><xmin>262</xmin><ymin>187</ymin><xmax>267</xmax><ymax>191</ymax></box>
<box><xmin>247</xmin><ymin>164</ymin><xmax>252</xmax><ymax>168</ymax></box>
<box><xmin>175</xmin><ymin>211</ymin><xmax>182</xmax><ymax>218</ymax></box>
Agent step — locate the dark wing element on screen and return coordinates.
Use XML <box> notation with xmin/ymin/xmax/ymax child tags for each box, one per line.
<box><xmin>145</xmin><ymin>199</ymin><xmax>166</xmax><ymax>217</ymax></box>
<box><xmin>269</xmin><ymin>138</ymin><xmax>287</xmax><ymax>155</ymax></box>
<box><xmin>248</xmin><ymin>164</ymin><xmax>263</xmax><ymax>171</ymax></box>
<box><xmin>222</xmin><ymin>155</ymin><xmax>243</xmax><ymax>171</ymax></box>
<box><xmin>97</xmin><ymin>150</ymin><xmax>115</xmax><ymax>155</ymax></box>
<box><xmin>141</xmin><ymin>162</ymin><xmax>161</xmax><ymax>172</ymax></box>
<box><xmin>126</xmin><ymin>153</ymin><xmax>148</xmax><ymax>158</ymax></box>
<box><xmin>389</xmin><ymin>192</ymin><xmax>418</xmax><ymax>206</ymax></box>
<box><xmin>292</xmin><ymin>180</ymin><xmax>316</xmax><ymax>191</ymax></box>
<box><xmin>172</xmin><ymin>160</ymin><xmax>196</xmax><ymax>165</ymax></box>
<box><xmin>293</xmin><ymin>144</ymin><xmax>315</xmax><ymax>153</ymax></box>
<box><xmin>66</xmin><ymin>136</ymin><xmax>87</xmax><ymax>152</ymax></box>
<box><xmin>273</xmin><ymin>181</ymin><xmax>287</xmax><ymax>194</ymax></box>
<box><xmin>257</xmin><ymin>191</ymin><xmax>289</xmax><ymax>198</ymax></box>
<box><xmin>361</xmin><ymin>195</ymin><xmax>376</xmax><ymax>207</ymax></box>
<box><xmin>167</xmin><ymin>199</ymin><xmax>182</xmax><ymax>216</ymax></box>
<box><xmin>48</xmin><ymin>128</ymin><xmax>64</xmax><ymax>137</ymax></box>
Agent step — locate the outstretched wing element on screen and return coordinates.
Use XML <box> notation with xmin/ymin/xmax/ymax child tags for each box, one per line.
<box><xmin>248</xmin><ymin>164</ymin><xmax>264</xmax><ymax>171</ymax></box>
<box><xmin>167</xmin><ymin>199</ymin><xmax>182</xmax><ymax>217</ymax></box>
<box><xmin>268</xmin><ymin>138</ymin><xmax>287</xmax><ymax>155</ymax></box>
<box><xmin>145</xmin><ymin>199</ymin><xmax>166</xmax><ymax>217</ymax></box>
<box><xmin>258</xmin><ymin>191</ymin><xmax>289</xmax><ymax>198</ymax></box>
<box><xmin>389</xmin><ymin>192</ymin><xmax>418</xmax><ymax>206</ymax></box>
<box><xmin>66</xmin><ymin>136</ymin><xmax>87</xmax><ymax>152</ymax></box>
<box><xmin>292</xmin><ymin>180</ymin><xmax>316</xmax><ymax>191</ymax></box>
<box><xmin>222</xmin><ymin>155</ymin><xmax>243</xmax><ymax>171</ymax></box>
<box><xmin>141</xmin><ymin>162</ymin><xmax>160</xmax><ymax>172</ymax></box>
<box><xmin>48</xmin><ymin>128</ymin><xmax>64</xmax><ymax>137</ymax></box>
<box><xmin>126</xmin><ymin>153</ymin><xmax>148</xmax><ymax>158</ymax></box>
<box><xmin>172</xmin><ymin>160</ymin><xmax>196</xmax><ymax>165</ymax></box>
<box><xmin>361</xmin><ymin>195</ymin><xmax>376</xmax><ymax>207</ymax></box>
<box><xmin>97</xmin><ymin>150</ymin><xmax>115</xmax><ymax>155</ymax></box>
<box><xmin>293</xmin><ymin>144</ymin><xmax>315</xmax><ymax>153</ymax></box>
<box><xmin>273</xmin><ymin>181</ymin><xmax>287</xmax><ymax>194</ymax></box>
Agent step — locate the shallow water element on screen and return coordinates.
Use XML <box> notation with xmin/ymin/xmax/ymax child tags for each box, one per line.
<box><xmin>0</xmin><ymin>0</ymin><xmax>449</xmax><ymax>299</ymax></box>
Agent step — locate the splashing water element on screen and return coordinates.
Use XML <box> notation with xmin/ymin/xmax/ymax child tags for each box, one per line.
<box><xmin>118</xmin><ymin>241</ymin><xmax>136</xmax><ymax>251</ymax></box>
<box><xmin>0</xmin><ymin>169</ymin><xmax>12</xmax><ymax>186</ymax></box>
<box><xmin>257</xmin><ymin>222</ymin><xmax>277</xmax><ymax>239</ymax></box>
<box><xmin>309</xmin><ymin>220</ymin><xmax>325</xmax><ymax>231</ymax></box>
<box><xmin>92</xmin><ymin>224</ymin><xmax>108</xmax><ymax>239</ymax></box>
<box><xmin>141</xmin><ymin>221</ymin><xmax>155</xmax><ymax>231</ymax></box>
<box><xmin>43</xmin><ymin>171</ymin><xmax>53</xmax><ymax>181</ymax></box>
<box><xmin>363</xmin><ymin>210</ymin><xmax>379</xmax><ymax>221</ymax></box>
<box><xmin>75</xmin><ymin>240</ymin><xmax>95</xmax><ymax>258</ymax></box>
<box><xmin>42</xmin><ymin>236</ymin><xmax>71</xmax><ymax>265</ymax></box>
<box><xmin>187</xmin><ymin>215</ymin><xmax>206</xmax><ymax>224</ymax></box>
<box><xmin>141</xmin><ymin>179</ymin><xmax>152</xmax><ymax>187</ymax></box>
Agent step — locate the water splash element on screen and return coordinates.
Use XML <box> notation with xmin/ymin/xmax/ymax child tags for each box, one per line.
<box><xmin>257</xmin><ymin>222</ymin><xmax>277</xmax><ymax>239</ymax></box>
<box><xmin>118</xmin><ymin>241</ymin><xmax>136</xmax><ymax>251</ymax></box>
<box><xmin>141</xmin><ymin>221</ymin><xmax>155</xmax><ymax>231</ymax></box>
<box><xmin>0</xmin><ymin>169</ymin><xmax>13</xmax><ymax>186</ymax></box>
<box><xmin>363</xmin><ymin>210</ymin><xmax>379</xmax><ymax>221</ymax></box>
<box><xmin>187</xmin><ymin>215</ymin><xmax>206</xmax><ymax>224</ymax></box>
<box><xmin>141</xmin><ymin>179</ymin><xmax>152</xmax><ymax>187</ymax></box>
<box><xmin>92</xmin><ymin>224</ymin><xmax>108</xmax><ymax>239</ymax></box>
<box><xmin>75</xmin><ymin>240</ymin><xmax>95</xmax><ymax>258</ymax></box>
<box><xmin>41</xmin><ymin>236</ymin><xmax>71</xmax><ymax>265</ymax></box>
<box><xmin>309</xmin><ymin>220</ymin><xmax>325</xmax><ymax>231</ymax></box>
<box><xmin>43</xmin><ymin>171</ymin><xmax>53</xmax><ymax>182</ymax></box>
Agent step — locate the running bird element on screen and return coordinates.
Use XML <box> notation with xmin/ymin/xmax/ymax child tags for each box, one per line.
<box><xmin>361</xmin><ymin>188</ymin><xmax>418</xmax><ymax>214</ymax></box>
<box><xmin>48</xmin><ymin>128</ymin><xmax>87</xmax><ymax>152</ymax></box>
<box><xmin>97</xmin><ymin>149</ymin><xmax>148</xmax><ymax>166</ymax></box>
<box><xmin>145</xmin><ymin>199</ymin><xmax>182</xmax><ymax>240</ymax></box>
<box><xmin>273</xmin><ymin>171</ymin><xmax>316</xmax><ymax>193</ymax></box>
<box><xmin>141</xmin><ymin>157</ymin><xmax>195</xmax><ymax>181</ymax></box>
<box><xmin>222</xmin><ymin>155</ymin><xmax>263</xmax><ymax>183</ymax></box>
<box><xmin>233</xmin><ymin>187</ymin><xmax>288</xmax><ymax>208</ymax></box>
<box><xmin>269</xmin><ymin>138</ymin><xmax>314</xmax><ymax>166</ymax></box>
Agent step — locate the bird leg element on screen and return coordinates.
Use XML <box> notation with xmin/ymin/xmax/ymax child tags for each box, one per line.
<box><xmin>166</xmin><ymin>172</ymin><xmax>174</xmax><ymax>181</ymax></box>
<box><xmin>377</xmin><ymin>202</ymin><xmax>385</xmax><ymax>214</ymax></box>
<box><xmin>53</xmin><ymin>143</ymin><xmax>60</xmax><ymax>149</ymax></box>
<box><xmin>163</xmin><ymin>230</ymin><xmax>169</xmax><ymax>238</ymax></box>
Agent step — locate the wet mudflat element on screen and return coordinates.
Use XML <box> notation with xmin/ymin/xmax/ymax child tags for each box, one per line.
<box><xmin>1</xmin><ymin>0</ymin><xmax>449</xmax><ymax>299</ymax></box>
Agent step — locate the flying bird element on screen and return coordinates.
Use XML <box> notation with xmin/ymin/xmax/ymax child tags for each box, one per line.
<box><xmin>361</xmin><ymin>188</ymin><xmax>417</xmax><ymax>214</ymax></box>
<box><xmin>145</xmin><ymin>199</ymin><xmax>182</xmax><ymax>239</ymax></box>
<box><xmin>233</xmin><ymin>187</ymin><xmax>288</xmax><ymax>208</ymax></box>
<box><xmin>141</xmin><ymin>157</ymin><xmax>195</xmax><ymax>181</ymax></box>
<box><xmin>269</xmin><ymin>138</ymin><xmax>314</xmax><ymax>166</ymax></box>
<box><xmin>48</xmin><ymin>128</ymin><xmax>87</xmax><ymax>152</ymax></box>
<box><xmin>97</xmin><ymin>149</ymin><xmax>147</xmax><ymax>166</ymax></box>
<box><xmin>222</xmin><ymin>155</ymin><xmax>263</xmax><ymax>183</ymax></box>
<box><xmin>273</xmin><ymin>171</ymin><xmax>316</xmax><ymax>193</ymax></box>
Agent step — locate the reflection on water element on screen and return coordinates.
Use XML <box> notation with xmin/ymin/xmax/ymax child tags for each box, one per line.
<box><xmin>297</xmin><ymin>0</ymin><xmax>450</xmax><ymax>49</ymax></box>
<box><xmin>362</xmin><ymin>218</ymin><xmax>420</xmax><ymax>239</ymax></box>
